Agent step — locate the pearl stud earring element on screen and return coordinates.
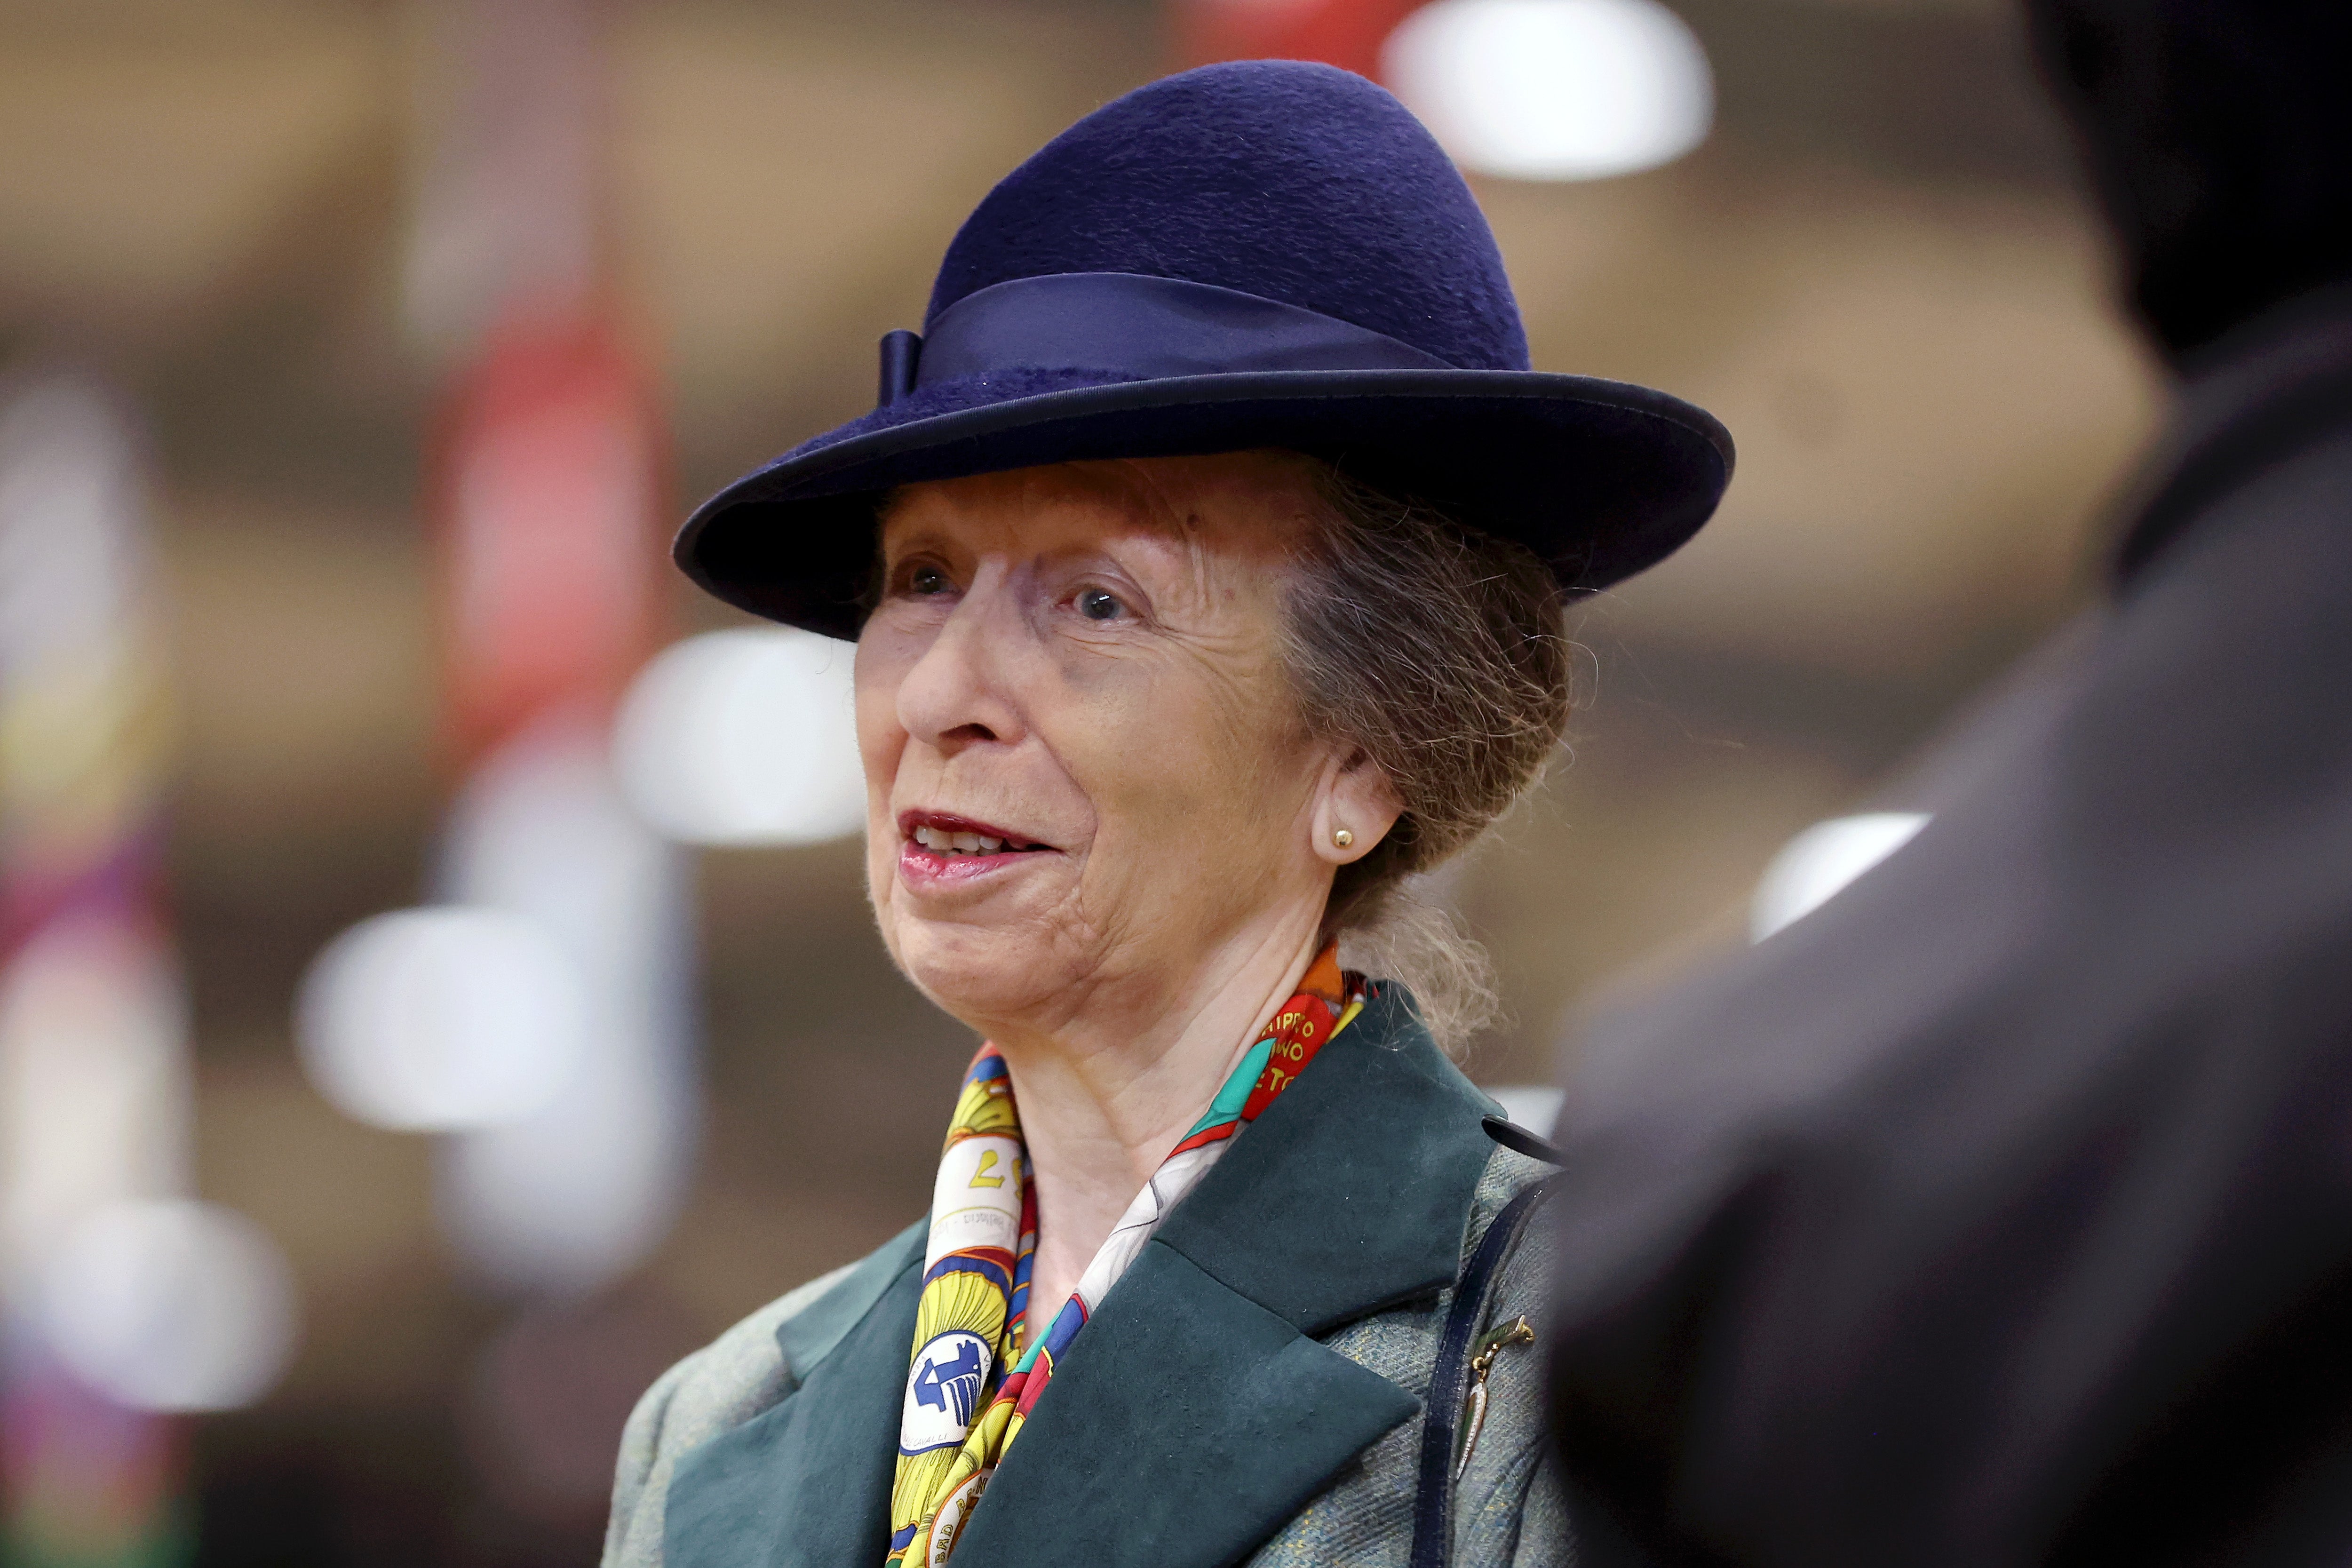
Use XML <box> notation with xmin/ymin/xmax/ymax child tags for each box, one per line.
<box><xmin>1333</xmin><ymin>828</ymin><xmax>1354</xmax><ymax>848</ymax></box>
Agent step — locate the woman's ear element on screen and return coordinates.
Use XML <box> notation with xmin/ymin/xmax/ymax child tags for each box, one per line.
<box><xmin>1310</xmin><ymin>747</ymin><xmax>1403</xmax><ymax>867</ymax></box>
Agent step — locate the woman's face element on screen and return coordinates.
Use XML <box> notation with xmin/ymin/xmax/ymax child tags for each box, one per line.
<box><xmin>856</xmin><ymin>454</ymin><xmax>1370</xmax><ymax>1032</ymax></box>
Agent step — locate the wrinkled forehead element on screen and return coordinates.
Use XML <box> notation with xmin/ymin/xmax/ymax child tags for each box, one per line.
<box><xmin>878</xmin><ymin>453</ymin><xmax>1325</xmax><ymax>563</ymax></box>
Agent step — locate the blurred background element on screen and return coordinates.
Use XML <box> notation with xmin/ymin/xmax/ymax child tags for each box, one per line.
<box><xmin>0</xmin><ymin>0</ymin><xmax>2157</xmax><ymax>1562</ymax></box>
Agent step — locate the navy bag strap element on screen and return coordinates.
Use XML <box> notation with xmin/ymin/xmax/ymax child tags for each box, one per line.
<box><xmin>1411</xmin><ymin>1131</ymin><xmax>1559</xmax><ymax>1568</ymax></box>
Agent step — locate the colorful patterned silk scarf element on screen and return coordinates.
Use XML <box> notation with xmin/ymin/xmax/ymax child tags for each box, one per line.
<box><xmin>885</xmin><ymin>946</ymin><xmax>1367</xmax><ymax>1567</ymax></box>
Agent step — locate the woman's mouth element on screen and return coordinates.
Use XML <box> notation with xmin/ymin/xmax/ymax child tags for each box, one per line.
<box><xmin>909</xmin><ymin>824</ymin><xmax>1036</xmax><ymax>856</ymax></box>
<box><xmin>897</xmin><ymin>812</ymin><xmax>1056</xmax><ymax>888</ymax></box>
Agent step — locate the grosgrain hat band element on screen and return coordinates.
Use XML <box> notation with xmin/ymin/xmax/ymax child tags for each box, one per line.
<box><xmin>875</xmin><ymin>271</ymin><xmax>1459</xmax><ymax>406</ymax></box>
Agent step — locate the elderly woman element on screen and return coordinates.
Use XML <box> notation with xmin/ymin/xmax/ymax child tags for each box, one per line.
<box><xmin>606</xmin><ymin>60</ymin><xmax>1727</xmax><ymax>1568</ymax></box>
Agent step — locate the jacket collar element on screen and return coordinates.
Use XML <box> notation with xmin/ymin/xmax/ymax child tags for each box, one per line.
<box><xmin>1148</xmin><ymin>980</ymin><xmax>1502</xmax><ymax>1332</ymax></box>
<box><xmin>663</xmin><ymin>985</ymin><xmax>1500</xmax><ymax>1568</ymax></box>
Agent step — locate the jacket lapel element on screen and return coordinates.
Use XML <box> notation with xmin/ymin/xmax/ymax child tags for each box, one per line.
<box><xmin>948</xmin><ymin>1241</ymin><xmax>1420</xmax><ymax>1567</ymax></box>
<box><xmin>660</xmin><ymin>987</ymin><xmax>1498</xmax><ymax>1568</ymax></box>
<box><xmin>954</xmin><ymin>984</ymin><xmax>1500</xmax><ymax>1568</ymax></box>
<box><xmin>1152</xmin><ymin>984</ymin><xmax>1501</xmax><ymax>1333</ymax></box>
<box><xmin>663</xmin><ymin>1224</ymin><xmax>925</xmax><ymax>1568</ymax></box>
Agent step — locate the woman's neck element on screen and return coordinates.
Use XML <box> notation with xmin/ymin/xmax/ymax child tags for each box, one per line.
<box><xmin>986</xmin><ymin>909</ymin><xmax>1325</xmax><ymax>1319</ymax></box>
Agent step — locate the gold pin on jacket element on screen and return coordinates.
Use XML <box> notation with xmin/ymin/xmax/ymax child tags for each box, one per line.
<box><xmin>1453</xmin><ymin>1316</ymin><xmax>1536</xmax><ymax>1479</ymax></box>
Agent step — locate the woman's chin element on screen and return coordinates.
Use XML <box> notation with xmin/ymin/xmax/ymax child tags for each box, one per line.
<box><xmin>880</xmin><ymin>871</ymin><xmax>1071</xmax><ymax>1018</ymax></box>
<box><xmin>891</xmin><ymin>926</ymin><xmax>1064</xmax><ymax>1030</ymax></box>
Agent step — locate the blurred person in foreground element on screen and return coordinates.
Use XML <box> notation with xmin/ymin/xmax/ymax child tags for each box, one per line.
<box><xmin>604</xmin><ymin>62</ymin><xmax>1729</xmax><ymax>1568</ymax></box>
<box><xmin>1541</xmin><ymin>3</ymin><xmax>2352</xmax><ymax>1564</ymax></box>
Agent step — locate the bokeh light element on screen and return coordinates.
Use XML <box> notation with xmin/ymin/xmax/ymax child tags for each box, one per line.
<box><xmin>0</xmin><ymin>913</ymin><xmax>190</xmax><ymax>1280</ymax></box>
<box><xmin>297</xmin><ymin>906</ymin><xmax>588</xmax><ymax>1132</ymax></box>
<box><xmin>613</xmin><ymin>627</ymin><xmax>866</xmax><ymax>847</ymax></box>
<box><xmin>1383</xmin><ymin>0</ymin><xmax>1714</xmax><ymax>182</ymax></box>
<box><xmin>38</xmin><ymin>1198</ymin><xmax>299</xmax><ymax>1413</ymax></box>
<box><xmin>435</xmin><ymin>724</ymin><xmax>695</xmax><ymax>1299</ymax></box>
<box><xmin>1751</xmin><ymin>812</ymin><xmax>1931</xmax><ymax>942</ymax></box>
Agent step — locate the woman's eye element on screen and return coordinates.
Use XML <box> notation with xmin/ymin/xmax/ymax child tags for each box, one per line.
<box><xmin>1076</xmin><ymin>588</ymin><xmax>1126</xmax><ymax>622</ymax></box>
<box><xmin>907</xmin><ymin>564</ymin><xmax>950</xmax><ymax>596</ymax></box>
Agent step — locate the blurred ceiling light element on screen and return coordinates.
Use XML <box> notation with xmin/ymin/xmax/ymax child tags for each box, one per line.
<box><xmin>297</xmin><ymin>907</ymin><xmax>588</xmax><ymax>1132</ymax></box>
<box><xmin>39</xmin><ymin>1199</ymin><xmax>298</xmax><ymax>1413</ymax></box>
<box><xmin>1383</xmin><ymin>0</ymin><xmax>1715</xmax><ymax>182</ymax></box>
<box><xmin>613</xmin><ymin>628</ymin><xmax>866</xmax><ymax>847</ymax></box>
<box><xmin>1751</xmin><ymin>812</ymin><xmax>1930</xmax><ymax>941</ymax></box>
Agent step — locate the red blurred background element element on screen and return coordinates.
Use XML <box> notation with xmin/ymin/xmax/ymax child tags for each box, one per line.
<box><xmin>433</xmin><ymin>315</ymin><xmax>667</xmax><ymax>772</ymax></box>
<box><xmin>1174</xmin><ymin>0</ymin><xmax>1425</xmax><ymax>77</ymax></box>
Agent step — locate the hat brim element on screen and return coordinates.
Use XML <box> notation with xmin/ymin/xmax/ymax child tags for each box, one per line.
<box><xmin>677</xmin><ymin>368</ymin><xmax>1733</xmax><ymax>640</ymax></box>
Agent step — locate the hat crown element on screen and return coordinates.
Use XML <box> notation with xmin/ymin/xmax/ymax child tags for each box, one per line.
<box><xmin>927</xmin><ymin>61</ymin><xmax>1530</xmax><ymax>374</ymax></box>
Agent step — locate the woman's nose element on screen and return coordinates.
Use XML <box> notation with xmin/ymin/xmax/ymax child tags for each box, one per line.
<box><xmin>894</xmin><ymin>586</ymin><xmax>1025</xmax><ymax>752</ymax></box>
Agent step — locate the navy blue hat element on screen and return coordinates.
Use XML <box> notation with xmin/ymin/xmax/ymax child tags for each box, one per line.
<box><xmin>678</xmin><ymin>60</ymin><xmax>1733</xmax><ymax>639</ymax></box>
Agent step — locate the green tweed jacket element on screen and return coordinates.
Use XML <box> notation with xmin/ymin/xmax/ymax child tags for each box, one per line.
<box><xmin>603</xmin><ymin>987</ymin><xmax>1569</xmax><ymax>1568</ymax></box>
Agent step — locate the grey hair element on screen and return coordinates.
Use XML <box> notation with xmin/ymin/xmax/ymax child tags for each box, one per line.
<box><xmin>1280</xmin><ymin>469</ymin><xmax>1575</xmax><ymax>1057</ymax></box>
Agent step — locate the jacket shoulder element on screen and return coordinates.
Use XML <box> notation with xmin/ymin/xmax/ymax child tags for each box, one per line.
<box><xmin>1248</xmin><ymin>1143</ymin><xmax>1564</xmax><ymax>1568</ymax></box>
<box><xmin>1455</xmin><ymin>1147</ymin><xmax>1568</xmax><ymax>1568</ymax></box>
<box><xmin>603</xmin><ymin>1220</ymin><xmax>924</xmax><ymax>1568</ymax></box>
